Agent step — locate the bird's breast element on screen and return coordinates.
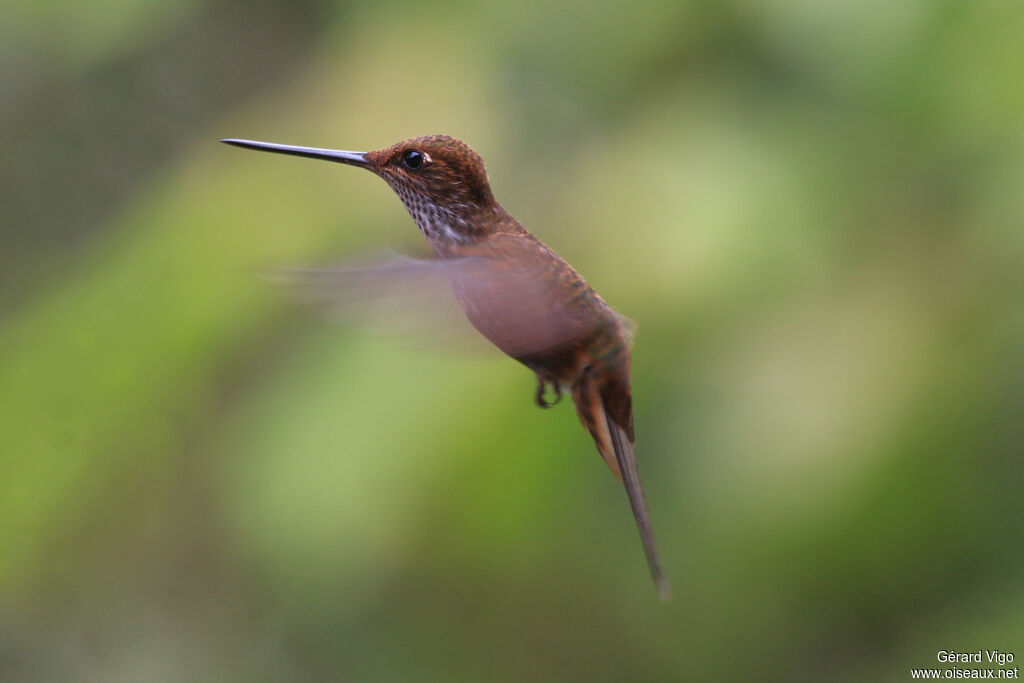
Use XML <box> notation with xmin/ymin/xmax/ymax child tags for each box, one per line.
<box><xmin>441</xmin><ymin>244</ymin><xmax>620</xmax><ymax>369</ymax></box>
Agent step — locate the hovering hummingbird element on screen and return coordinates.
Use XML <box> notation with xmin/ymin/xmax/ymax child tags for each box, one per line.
<box><xmin>222</xmin><ymin>135</ymin><xmax>669</xmax><ymax>599</ymax></box>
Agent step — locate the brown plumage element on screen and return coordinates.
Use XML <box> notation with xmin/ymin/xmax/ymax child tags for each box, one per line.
<box><xmin>223</xmin><ymin>134</ymin><xmax>669</xmax><ymax>599</ymax></box>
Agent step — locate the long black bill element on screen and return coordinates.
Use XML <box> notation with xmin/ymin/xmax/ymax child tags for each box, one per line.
<box><xmin>221</xmin><ymin>139</ymin><xmax>368</xmax><ymax>166</ymax></box>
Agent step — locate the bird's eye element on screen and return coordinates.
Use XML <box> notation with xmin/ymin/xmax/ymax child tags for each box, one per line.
<box><xmin>401</xmin><ymin>149</ymin><xmax>424</xmax><ymax>170</ymax></box>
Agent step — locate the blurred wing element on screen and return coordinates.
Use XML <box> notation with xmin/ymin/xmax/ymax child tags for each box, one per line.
<box><xmin>263</xmin><ymin>252</ymin><xmax>490</xmax><ymax>353</ymax></box>
<box><xmin>264</xmin><ymin>251</ymin><xmax>596</xmax><ymax>360</ymax></box>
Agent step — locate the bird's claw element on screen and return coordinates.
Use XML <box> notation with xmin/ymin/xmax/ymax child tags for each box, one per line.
<box><xmin>535</xmin><ymin>375</ymin><xmax>562</xmax><ymax>408</ymax></box>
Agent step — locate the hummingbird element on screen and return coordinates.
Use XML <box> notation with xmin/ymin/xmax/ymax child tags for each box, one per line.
<box><xmin>222</xmin><ymin>135</ymin><xmax>669</xmax><ymax>599</ymax></box>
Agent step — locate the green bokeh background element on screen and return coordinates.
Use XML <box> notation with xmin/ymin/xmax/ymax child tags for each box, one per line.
<box><xmin>2</xmin><ymin>1</ymin><xmax>1023</xmax><ymax>680</ymax></box>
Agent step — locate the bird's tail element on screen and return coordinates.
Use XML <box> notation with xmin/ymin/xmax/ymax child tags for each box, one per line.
<box><xmin>572</xmin><ymin>375</ymin><xmax>670</xmax><ymax>600</ymax></box>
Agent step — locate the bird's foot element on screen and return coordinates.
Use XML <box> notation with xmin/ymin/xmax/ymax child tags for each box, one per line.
<box><xmin>534</xmin><ymin>375</ymin><xmax>562</xmax><ymax>408</ymax></box>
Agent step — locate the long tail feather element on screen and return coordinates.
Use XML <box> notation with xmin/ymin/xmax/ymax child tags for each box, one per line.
<box><xmin>573</xmin><ymin>378</ymin><xmax>670</xmax><ymax>600</ymax></box>
<box><xmin>606</xmin><ymin>407</ymin><xmax>670</xmax><ymax>601</ymax></box>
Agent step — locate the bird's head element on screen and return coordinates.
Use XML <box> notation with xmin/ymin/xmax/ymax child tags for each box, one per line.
<box><xmin>222</xmin><ymin>135</ymin><xmax>499</xmax><ymax>243</ymax></box>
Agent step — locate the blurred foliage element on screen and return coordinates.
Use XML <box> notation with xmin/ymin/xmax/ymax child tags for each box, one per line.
<box><xmin>2</xmin><ymin>0</ymin><xmax>1023</xmax><ymax>680</ymax></box>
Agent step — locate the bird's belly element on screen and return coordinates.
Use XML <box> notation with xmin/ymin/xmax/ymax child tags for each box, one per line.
<box><xmin>446</xmin><ymin>267</ymin><xmax>591</xmax><ymax>361</ymax></box>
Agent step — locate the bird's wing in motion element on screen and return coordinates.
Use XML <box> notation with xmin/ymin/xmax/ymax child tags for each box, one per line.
<box><xmin>263</xmin><ymin>252</ymin><xmax>493</xmax><ymax>353</ymax></box>
<box><xmin>265</xmin><ymin>252</ymin><xmax>591</xmax><ymax>358</ymax></box>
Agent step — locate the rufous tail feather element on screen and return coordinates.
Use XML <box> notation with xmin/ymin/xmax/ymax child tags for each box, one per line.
<box><xmin>572</xmin><ymin>378</ymin><xmax>670</xmax><ymax>600</ymax></box>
